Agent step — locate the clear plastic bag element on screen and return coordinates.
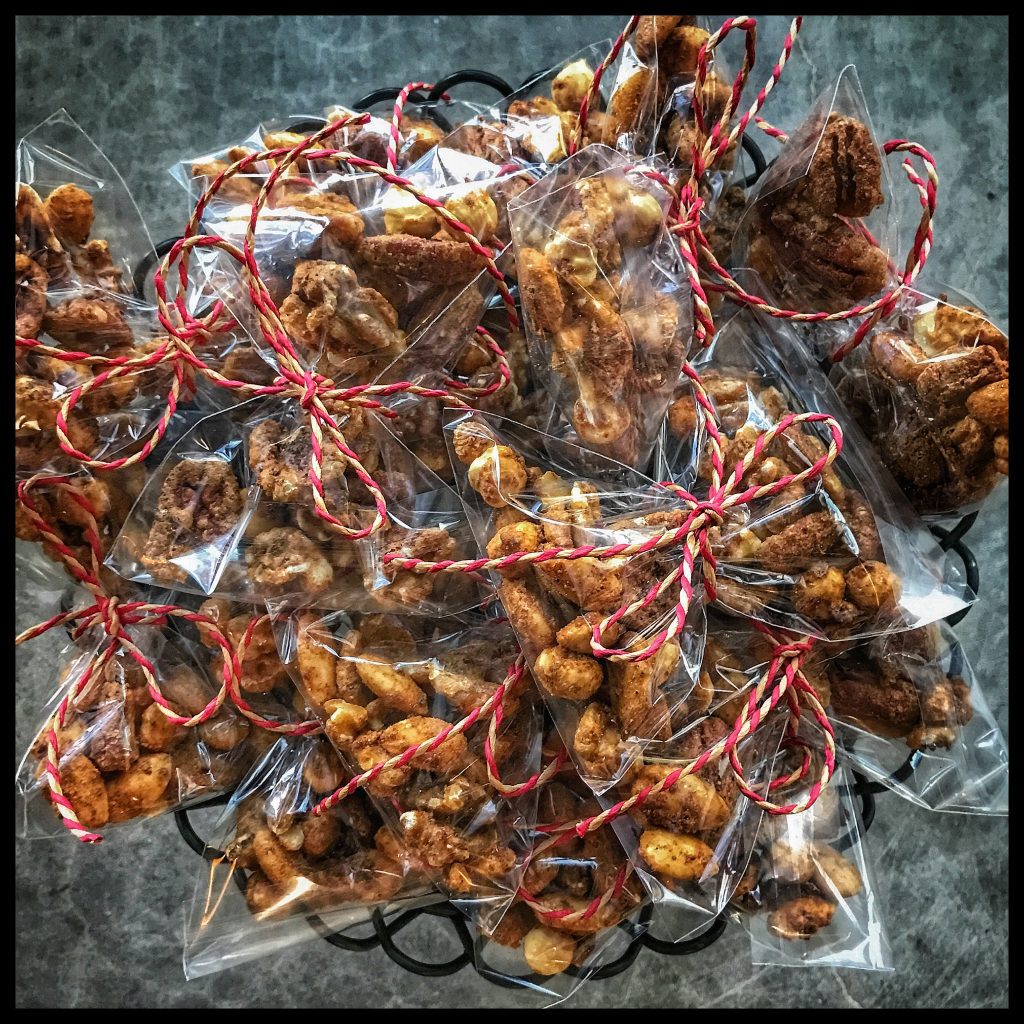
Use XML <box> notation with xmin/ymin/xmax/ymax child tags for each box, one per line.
<box><xmin>443</xmin><ymin>407</ymin><xmax>710</xmax><ymax>793</ymax></box>
<box><xmin>183</xmin><ymin>732</ymin><xmax>433</xmax><ymax>979</ymax></box>
<box><xmin>471</xmin><ymin>761</ymin><xmax>650</xmax><ymax>1001</ymax></box>
<box><xmin>16</xmin><ymin>627</ymin><xmax>253</xmax><ymax>838</ymax></box>
<box><xmin>828</xmin><ymin>621</ymin><xmax>1008</xmax><ymax>815</ymax></box>
<box><xmin>275</xmin><ymin>608</ymin><xmax>543</xmax><ymax>918</ymax></box>
<box><xmin>106</xmin><ymin>395</ymin><xmax>486</xmax><ymax>613</ymax></box>
<box><xmin>737</xmin><ymin>66</ymin><xmax>898</xmax><ymax>355</ymax></box>
<box><xmin>832</xmin><ymin>288</ymin><xmax>1009</xmax><ymax>520</ymax></box>
<box><xmin>657</xmin><ymin>292</ymin><xmax>973</xmax><ymax>641</ymax></box>
<box><xmin>508</xmin><ymin>144</ymin><xmax>693</xmax><ymax>469</ymax></box>
<box><xmin>739</xmin><ymin>755</ymin><xmax>893</xmax><ymax>971</ymax></box>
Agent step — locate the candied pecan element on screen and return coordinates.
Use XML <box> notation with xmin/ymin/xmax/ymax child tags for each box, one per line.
<box><xmin>829</xmin><ymin>664</ymin><xmax>921</xmax><ymax>736</ymax></box>
<box><xmin>141</xmin><ymin>460</ymin><xmax>244</xmax><ymax>582</ymax></box>
<box><xmin>798</xmin><ymin>114</ymin><xmax>884</xmax><ymax>218</ymax></box>
<box><xmin>15</xmin><ymin>253</ymin><xmax>47</xmax><ymax>339</ymax></box>
<box><xmin>357</xmin><ymin>233</ymin><xmax>485</xmax><ymax>286</ymax></box>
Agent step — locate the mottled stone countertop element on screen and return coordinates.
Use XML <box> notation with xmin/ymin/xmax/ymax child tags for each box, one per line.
<box><xmin>15</xmin><ymin>14</ymin><xmax>1008</xmax><ymax>1009</ymax></box>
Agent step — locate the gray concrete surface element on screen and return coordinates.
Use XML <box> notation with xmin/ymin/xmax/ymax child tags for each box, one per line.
<box><xmin>15</xmin><ymin>14</ymin><xmax>1008</xmax><ymax>1009</ymax></box>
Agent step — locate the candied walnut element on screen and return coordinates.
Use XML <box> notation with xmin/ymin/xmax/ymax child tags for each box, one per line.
<box><xmin>799</xmin><ymin>114</ymin><xmax>884</xmax><ymax>218</ymax></box>
<box><xmin>757</xmin><ymin>512</ymin><xmax>840</xmax><ymax>575</ymax></box>
<box><xmin>630</xmin><ymin>768</ymin><xmax>729</xmax><ymax>834</ymax></box>
<box><xmin>280</xmin><ymin>259</ymin><xmax>404</xmax><ymax>357</ymax></box>
<box><xmin>43</xmin><ymin>184</ymin><xmax>95</xmax><ymax>246</ymax></box>
<box><xmin>248</xmin><ymin>419</ymin><xmax>346</xmax><ymax>503</ymax></box>
<box><xmin>534</xmin><ymin>556</ymin><xmax>625</xmax><ymax>613</ymax></box>
<box><xmin>845</xmin><ymin>560</ymin><xmax>901</xmax><ymax>612</ymax></box>
<box><xmin>357</xmin><ymin>232</ymin><xmax>484</xmax><ymax>286</ymax></box>
<box><xmin>42</xmin><ymin>295</ymin><xmax>133</xmax><ymax>351</ymax></box>
<box><xmin>72</xmin><ymin>239</ymin><xmax>126</xmax><ymax>292</ymax></box>
<box><xmin>603</xmin><ymin>68</ymin><xmax>654</xmax><ymax>146</ymax></box>
<box><xmin>245</xmin><ymin>527</ymin><xmax>334</xmax><ymax>595</ymax></box>
<box><xmin>15</xmin><ymin>253</ymin><xmax>48</xmax><ymax>339</ymax></box>
<box><xmin>399</xmin><ymin>810</ymin><xmax>471</xmax><ymax>869</ymax></box>
<box><xmin>534</xmin><ymin>646</ymin><xmax>604</xmax><ymax>701</ymax></box>
<box><xmin>142</xmin><ymin>460</ymin><xmax>244</xmax><ymax>582</ymax></box>
<box><xmin>767</xmin><ymin>894</ymin><xmax>836</xmax><ymax>940</ymax></box>
<box><xmin>638</xmin><ymin>828</ymin><xmax>714</xmax><ymax>881</ymax></box>
<box><xmin>379</xmin><ymin>527</ymin><xmax>457</xmax><ymax>607</ymax></box>
<box><xmin>925</xmin><ymin>303</ymin><xmax>1008</xmax><ymax>360</ymax></box>
<box><xmin>517</xmin><ymin>248</ymin><xmax>566</xmax><ymax>333</ymax></box>
<box><xmin>273</xmin><ymin>190</ymin><xmax>364</xmax><ymax>246</ymax></box>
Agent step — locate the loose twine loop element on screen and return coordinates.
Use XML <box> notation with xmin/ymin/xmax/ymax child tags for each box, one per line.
<box><xmin>15</xmin><ymin>475</ymin><xmax>243</xmax><ymax>843</ymax></box>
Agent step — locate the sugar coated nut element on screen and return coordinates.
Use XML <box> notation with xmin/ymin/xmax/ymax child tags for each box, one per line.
<box><xmin>845</xmin><ymin>561</ymin><xmax>901</xmax><ymax>611</ymax></box>
<box><xmin>59</xmin><ymin>755</ymin><xmax>109</xmax><ymax>830</ymax></box>
<box><xmin>105</xmin><ymin>753</ymin><xmax>174</xmax><ymax>822</ymax></box>
<box><xmin>638</xmin><ymin>828</ymin><xmax>714</xmax><ymax>881</ymax></box>
<box><xmin>443</xmin><ymin>189</ymin><xmax>498</xmax><ymax>243</ymax></box>
<box><xmin>383</xmin><ymin>192</ymin><xmax>441</xmax><ymax>238</ymax></box>
<box><xmin>467</xmin><ymin>445</ymin><xmax>527</xmax><ymax>507</ymax></box>
<box><xmin>769</xmin><ymin>840</ymin><xmax>815</xmax><ymax>883</ymax></box>
<box><xmin>523</xmin><ymin>926</ymin><xmax>577</xmax><ymax>975</ymax></box>
<box><xmin>767</xmin><ymin>895</ymin><xmax>836</xmax><ymax>940</ymax></box>
<box><xmin>552</xmin><ymin>60</ymin><xmax>595</xmax><ymax>112</ymax></box>
<box><xmin>534</xmin><ymin>645</ymin><xmax>604</xmax><ymax>701</ymax></box>
<box><xmin>811</xmin><ymin>843</ymin><xmax>863</xmax><ymax>898</ymax></box>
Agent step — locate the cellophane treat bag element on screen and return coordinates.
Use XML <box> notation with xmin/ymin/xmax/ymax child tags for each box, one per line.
<box><xmin>657</xmin><ymin>291</ymin><xmax>972</xmax><ymax>641</ymax></box>
<box><xmin>832</xmin><ymin>288</ymin><xmax>1009</xmax><ymax>519</ymax></box>
<box><xmin>509</xmin><ymin>145</ymin><xmax>692</xmax><ymax>469</ymax></box>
